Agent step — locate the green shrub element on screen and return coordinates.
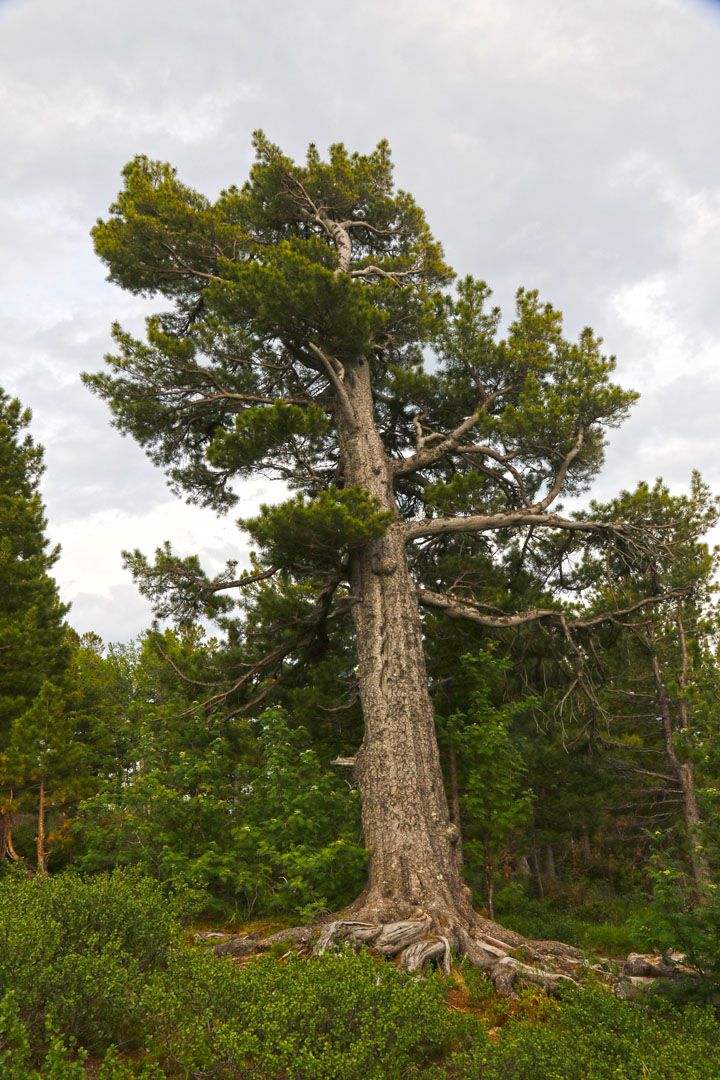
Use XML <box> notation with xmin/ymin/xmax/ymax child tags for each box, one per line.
<box><xmin>0</xmin><ymin>992</ymin><xmax>87</xmax><ymax>1080</ymax></box>
<box><xmin>440</xmin><ymin>985</ymin><xmax>720</xmax><ymax>1080</ymax></box>
<box><xmin>75</xmin><ymin>707</ymin><xmax>367</xmax><ymax>921</ymax></box>
<box><xmin>630</xmin><ymin>858</ymin><xmax>720</xmax><ymax>1000</ymax></box>
<box><xmin>0</xmin><ymin>868</ymin><xmax>194</xmax><ymax>1055</ymax></box>
<box><xmin>2</xmin><ymin>869</ymin><xmax>720</xmax><ymax>1079</ymax></box>
<box><xmin>142</xmin><ymin>946</ymin><xmax>454</xmax><ymax>1080</ymax></box>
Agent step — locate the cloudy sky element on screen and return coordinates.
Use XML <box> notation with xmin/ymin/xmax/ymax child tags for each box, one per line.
<box><xmin>1</xmin><ymin>0</ymin><xmax>719</xmax><ymax>641</ymax></box>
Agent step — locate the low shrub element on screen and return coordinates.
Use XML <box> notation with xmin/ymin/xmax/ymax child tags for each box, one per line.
<box><xmin>440</xmin><ymin>985</ymin><xmax>720</xmax><ymax>1080</ymax></box>
<box><xmin>143</xmin><ymin>946</ymin><xmax>454</xmax><ymax>1080</ymax></box>
<box><xmin>0</xmin><ymin>867</ymin><xmax>196</xmax><ymax>1055</ymax></box>
<box><xmin>2</xmin><ymin>870</ymin><xmax>720</xmax><ymax>1079</ymax></box>
<box><xmin>630</xmin><ymin>858</ymin><xmax>720</xmax><ymax>1000</ymax></box>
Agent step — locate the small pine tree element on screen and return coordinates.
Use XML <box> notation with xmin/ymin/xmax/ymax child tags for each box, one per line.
<box><xmin>0</xmin><ymin>389</ymin><xmax>69</xmax><ymax>862</ymax></box>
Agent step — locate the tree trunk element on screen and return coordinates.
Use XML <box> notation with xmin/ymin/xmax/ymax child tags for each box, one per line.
<box><xmin>447</xmin><ymin>743</ymin><xmax>464</xmax><ymax>870</ymax></box>
<box><xmin>651</xmin><ymin>652</ymin><xmax>711</xmax><ymax>888</ymax></box>
<box><xmin>0</xmin><ymin>790</ymin><xmax>21</xmax><ymax>863</ymax></box>
<box><xmin>36</xmin><ymin>774</ymin><xmax>48</xmax><ymax>877</ymax></box>
<box><xmin>484</xmin><ymin>839</ymin><xmax>495</xmax><ymax>920</ymax></box>
<box><xmin>544</xmin><ymin>841</ymin><xmax>559</xmax><ymax>895</ymax></box>
<box><xmin>336</xmin><ymin>357</ymin><xmax>470</xmax><ymax>925</ymax></box>
<box><xmin>530</xmin><ymin>825</ymin><xmax>544</xmax><ymax>899</ymax></box>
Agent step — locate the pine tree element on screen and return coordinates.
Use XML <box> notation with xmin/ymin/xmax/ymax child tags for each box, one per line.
<box><xmin>568</xmin><ymin>475</ymin><xmax>720</xmax><ymax>889</ymax></box>
<box><xmin>85</xmin><ymin>136</ymin><xmax>688</xmax><ymax>990</ymax></box>
<box><xmin>0</xmin><ymin>389</ymin><xmax>69</xmax><ymax>861</ymax></box>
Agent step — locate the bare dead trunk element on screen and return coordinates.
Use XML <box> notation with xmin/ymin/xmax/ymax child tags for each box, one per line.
<box><xmin>530</xmin><ymin>826</ymin><xmax>544</xmax><ymax>899</ymax></box>
<box><xmin>0</xmin><ymin>814</ymin><xmax>21</xmax><ymax>862</ymax></box>
<box><xmin>484</xmin><ymin>839</ymin><xmax>494</xmax><ymax>920</ymax></box>
<box><xmin>36</xmin><ymin>774</ymin><xmax>48</xmax><ymax>877</ymax></box>
<box><xmin>651</xmin><ymin>651</ymin><xmax>711</xmax><ymax>888</ymax></box>
<box><xmin>336</xmin><ymin>358</ymin><xmax>469</xmax><ymax>925</ymax></box>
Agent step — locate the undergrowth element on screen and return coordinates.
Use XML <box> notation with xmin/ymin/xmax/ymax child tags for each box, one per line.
<box><xmin>1</xmin><ymin>870</ymin><xmax>719</xmax><ymax>1079</ymax></box>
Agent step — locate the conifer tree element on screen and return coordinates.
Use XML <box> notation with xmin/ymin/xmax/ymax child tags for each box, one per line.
<box><xmin>0</xmin><ymin>389</ymin><xmax>69</xmax><ymax>861</ymax></box>
<box><xmin>85</xmin><ymin>135</ymin><xmax>688</xmax><ymax>988</ymax></box>
<box><xmin>568</xmin><ymin>475</ymin><xmax>720</xmax><ymax>889</ymax></box>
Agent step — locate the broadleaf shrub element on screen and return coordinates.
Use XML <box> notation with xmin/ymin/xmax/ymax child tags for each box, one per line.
<box><xmin>0</xmin><ymin>868</ymin><xmax>194</xmax><ymax>1054</ymax></box>
<box><xmin>142</xmin><ymin>946</ymin><xmax>453</xmax><ymax>1080</ymax></box>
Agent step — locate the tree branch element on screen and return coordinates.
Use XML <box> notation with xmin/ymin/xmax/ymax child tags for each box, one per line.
<box><xmin>404</xmin><ymin>509</ymin><xmax>621</xmax><ymax>542</ymax></box>
<box><xmin>416</xmin><ymin>586</ymin><xmax>691</xmax><ymax>631</ymax></box>
<box><xmin>530</xmin><ymin>426</ymin><xmax>585</xmax><ymax>513</ymax></box>
<box><xmin>393</xmin><ymin>386</ymin><xmax>512</xmax><ymax>478</ymax></box>
<box><xmin>307</xmin><ymin>343</ymin><xmax>355</xmax><ymax>422</ymax></box>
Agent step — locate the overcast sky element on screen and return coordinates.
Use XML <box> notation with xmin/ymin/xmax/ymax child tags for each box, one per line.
<box><xmin>1</xmin><ymin>0</ymin><xmax>719</xmax><ymax>642</ymax></box>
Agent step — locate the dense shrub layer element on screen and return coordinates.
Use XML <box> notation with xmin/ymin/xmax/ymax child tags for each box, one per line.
<box><xmin>1</xmin><ymin>871</ymin><xmax>719</xmax><ymax>1079</ymax></box>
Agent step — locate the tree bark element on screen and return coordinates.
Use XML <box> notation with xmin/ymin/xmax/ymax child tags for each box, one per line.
<box><xmin>336</xmin><ymin>357</ymin><xmax>470</xmax><ymax>925</ymax></box>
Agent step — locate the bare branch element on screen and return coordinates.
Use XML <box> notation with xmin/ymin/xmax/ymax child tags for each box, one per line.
<box><xmin>307</xmin><ymin>342</ymin><xmax>355</xmax><ymax>421</ymax></box>
<box><xmin>530</xmin><ymin>427</ymin><xmax>585</xmax><ymax>513</ymax></box>
<box><xmin>405</xmin><ymin>509</ymin><xmax>621</xmax><ymax>542</ymax></box>
<box><xmin>160</xmin><ymin>573</ymin><xmax>343</xmax><ymax>714</ymax></box>
<box><xmin>393</xmin><ymin>386</ymin><xmax>512</xmax><ymax>478</ymax></box>
<box><xmin>417</xmin><ymin>585</ymin><xmax>691</xmax><ymax>632</ymax></box>
<box><xmin>394</xmin><ymin>409</ymin><xmax>485</xmax><ymax>478</ymax></box>
<box><xmin>349</xmin><ymin>265</ymin><xmax>421</xmax><ymax>286</ymax></box>
<box><xmin>339</xmin><ymin>219</ymin><xmax>403</xmax><ymax>236</ymax></box>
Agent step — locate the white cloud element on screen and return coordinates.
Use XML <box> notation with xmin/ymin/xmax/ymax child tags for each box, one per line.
<box><xmin>49</xmin><ymin>483</ymin><xmax>271</xmax><ymax>641</ymax></box>
<box><xmin>2</xmin><ymin>0</ymin><xmax>720</xmax><ymax>638</ymax></box>
<box><xmin>1</xmin><ymin>80</ymin><xmax>260</xmax><ymax>148</ymax></box>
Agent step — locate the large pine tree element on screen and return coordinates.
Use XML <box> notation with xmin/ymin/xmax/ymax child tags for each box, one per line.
<box><xmin>86</xmin><ymin>136</ymin><xmax>687</xmax><ymax>989</ymax></box>
<box><xmin>0</xmin><ymin>389</ymin><xmax>69</xmax><ymax>860</ymax></box>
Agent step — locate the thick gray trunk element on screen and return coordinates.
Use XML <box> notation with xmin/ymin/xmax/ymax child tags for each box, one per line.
<box><xmin>336</xmin><ymin>358</ymin><xmax>468</xmax><ymax>922</ymax></box>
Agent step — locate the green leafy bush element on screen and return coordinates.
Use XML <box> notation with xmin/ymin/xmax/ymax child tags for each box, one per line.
<box><xmin>440</xmin><ymin>985</ymin><xmax>720</xmax><ymax>1080</ymax></box>
<box><xmin>630</xmin><ymin>857</ymin><xmax>720</xmax><ymax>1000</ymax></box>
<box><xmin>0</xmin><ymin>868</ymin><xmax>193</xmax><ymax>1055</ymax></box>
<box><xmin>2</xmin><ymin>870</ymin><xmax>720</xmax><ymax>1079</ymax></box>
<box><xmin>141</xmin><ymin>946</ymin><xmax>453</xmax><ymax>1080</ymax></box>
<box><xmin>75</xmin><ymin>707</ymin><xmax>366</xmax><ymax>920</ymax></box>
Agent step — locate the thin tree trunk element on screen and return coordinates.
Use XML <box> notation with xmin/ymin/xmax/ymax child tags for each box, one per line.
<box><xmin>544</xmin><ymin>841</ymin><xmax>559</xmax><ymax>894</ymax></box>
<box><xmin>447</xmin><ymin>743</ymin><xmax>464</xmax><ymax>870</ymax></box>
<box><xmin>484</xmin><ymin>839</ymin><xmax>494</xmax><ymax>920</ymax></box>
<box><xmin>582</xmin><ymin>824</ymin><xmax>592</xmax><ymax>862</ymax></box>
<box><xmin>651</xmin><ymin>649</ymin><xmax>710</xmax><ymax>888</ymax></box>
<box><xmin>337</xmin><ymin>357</ymin><xmax>469</xmax><ymax>923</ymax></box>
<box><xmin>530</xmin><ymin>826</ymin><xmax>544</xmax><ymax>899</ymax></box>
<box><xmin>0</xmin><ymin>790</ymin><xmax>21</xmax><ymax>862</ymax></box>
<box><xmin>36</xmin><ymin>774</ymin><xmax>48</xmax><ymax>877</ymax></box>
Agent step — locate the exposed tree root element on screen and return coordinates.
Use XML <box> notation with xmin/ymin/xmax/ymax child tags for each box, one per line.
<box><xmin>211</xmin><ymin>907</ymin><xmax>589</xmax><ymax>997</ymax></box>
<box><xmin>208</xmin><ymin>907</ymin><xmax>699</xmax><ymax>1000</ymax></box>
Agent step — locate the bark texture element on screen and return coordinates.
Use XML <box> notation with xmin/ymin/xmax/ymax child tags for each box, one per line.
<box><xmin>336</xmin><ymin>357</ymin><xmax>470</xmax><ymax>926</ymax></box>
